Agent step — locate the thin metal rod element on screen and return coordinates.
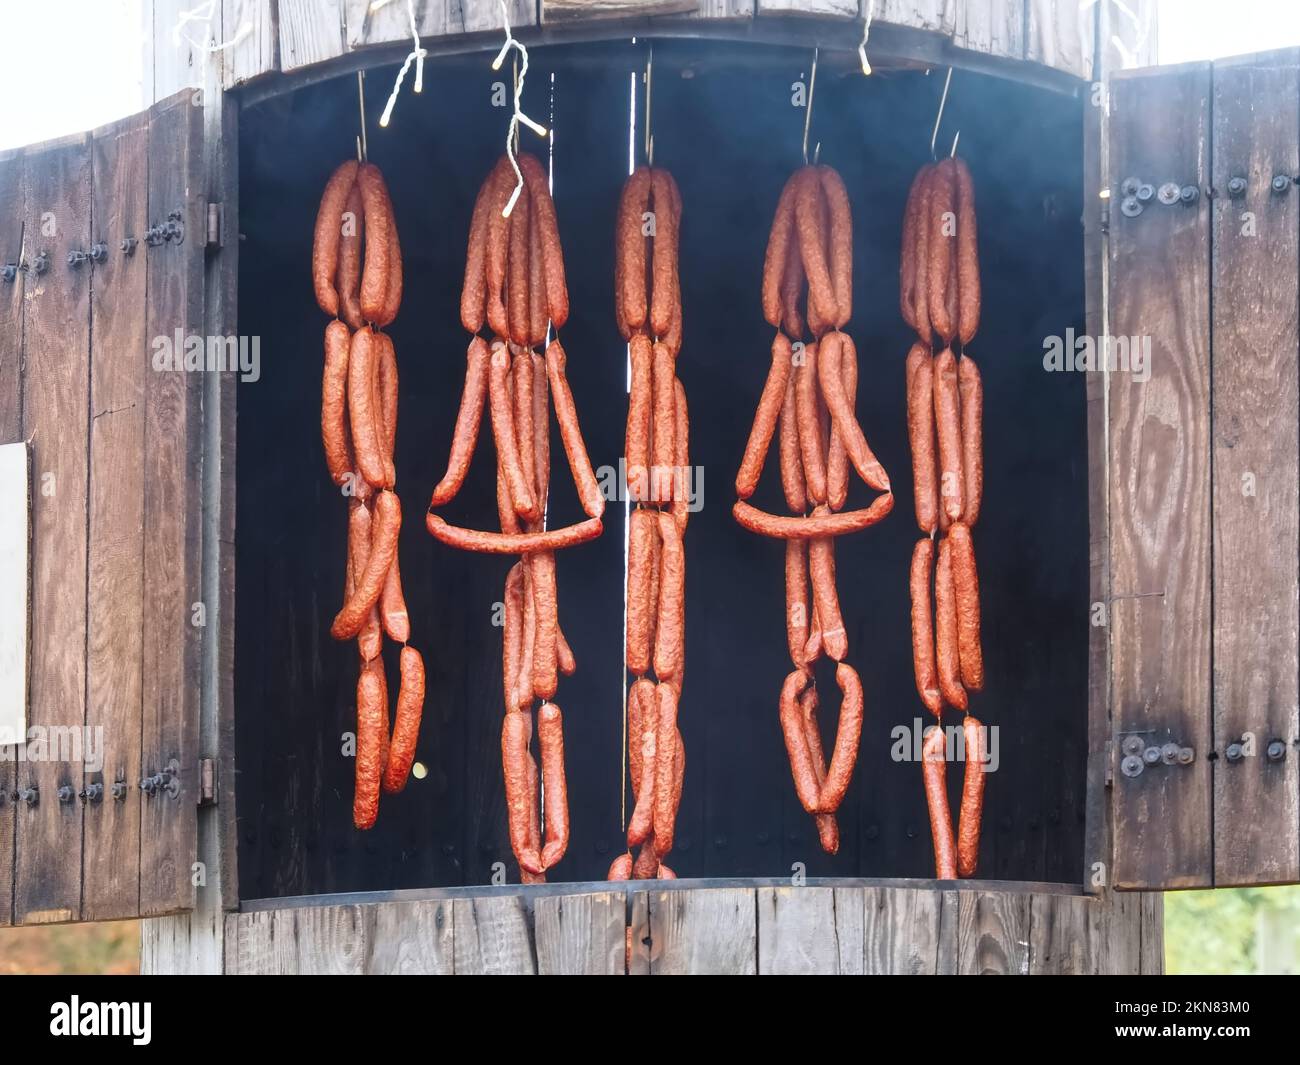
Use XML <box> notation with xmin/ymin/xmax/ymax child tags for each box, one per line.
<box><xmin>356</xmin><ymin>70</ymin><xmax>368</xmax><ymax>162</ymax></box>
<box><xmin>950</xmin><ymin>129</ymin><xmax>961</xmax><ymax>158</ymax></box>
<box><xmin>929</xmin><ymin>66</ymin><xmax>952</xmax><ymax>160</ymax></box>
<box><xmin>801</xmin><ymin>47</ymin><xmax>819</xmax><ymax>166</ymax></box>
<box><xmin>644</xmin><ymin>42</ymin><xmax>655</xmax><ymax>167</ymax></box>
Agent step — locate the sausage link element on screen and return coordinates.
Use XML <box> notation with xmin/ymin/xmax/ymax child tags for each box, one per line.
<box><xmin>632</xmin><ymin>839</ymin><xmax>660</xmax><ymax>879</ymax></box>
<box><xmin>922</xmin><ymin>724</ymin><xmax>958</xmax><ymax>879</ymax></box>
<box><xmin>626</xmin><ymin>507</ymin><xmax>657</xmax><ymax>675</ymax></box>
<box><xmin>954</xmin><ymin>158</ymin><xmax>980</xmax><ymax>346</ymax></box>
<box><xmin>333</xmin><ymin>490</ymin><xmax>401</xmax><ymax>639</ymax></box>
<box><xmin>537</xmin><ymin>702</ymin><xmax>569</xmax><ymax>869</ymax></box>
<box><xmin>628</xmin><ymin>676</ymin><xmax>656</xmax><ymax>797</ymax></box>
<box><xmin>652</xmin><ymin>683</ymin><xmax>680</xmax><ymax>856</ymax></box>
<box><xmin>346</xmin><ymin>328</ymin><xmax>390</xmax><ymax>489</ymax></box>
<box><xmin>778</xmin><ymin>670</ymin><xmax>821</xmax><ymax>814</ymax></box>
<box><xmin>762</xmin><ymin>172</ymin><xmax>800</xmax><ymax>329</ymax></box>
<box><xmin>485</xmin><ymin>156</ymin><xmax>516</xmax><ymax>340</ymax></box>
<box><xmin>618</xmin><ymin>167</ymin><xmax>653</xmax><ymax>333</ymax></box>
<box><xmin>817</xmin><ymin>662</ymin><xmax>863</xmax><ymax>813</ymax></box>
<box><xmin>381</xmin><ymin>646</ymin><xmax>425</xmax><ymax>794</ymax></box>
<box><xmin>607</xmin><ymin>853</ymin><xmax>634</xmax><ymax>882</ymax></box>
<box><xmin>780</xmin><ymin>220</ymin><xmax>806</xmax><ymax>339</ymax></box>
<box><xmin>911</xmin><ymin>166</ymin><xmax>934</xmax><ymax>344</ymax></box>
<box><xmin>932</xmin><ymin>347</ymin><xmax>965</xmax><ymax>523</ymax></box>
<box><xmin>653</xmin><ymin>511</ymin><xmax>685</xmax><ymax>684</ymax></box>
<box><xmin>803</xmin><ymin>601</ymin><xmax>823</xmax><ymax>668</ymax></box>
<box><xmin>522</xmin><ymin>713</ymin><xmax>545</xmax><ymax>883</ymax></box>
<box><xmin>778</xmin><ymin>370</ymin><xmax>807</xmax><ymax>513</ymax></box>
<box><xmin>671</xmin><ymin>377</ymin><xmax>691</xmax><ymax>532</ymax></box>
<box><xmin>910</xmin><ymin>538</ymin><xmax>942</xmax><ymax>715</ymax></box>
<box><xmin>926</xmin><ymin>158</ymin><xmax>957</xmax><ymax>344</ymax></box>
<box><xmin>338</xmin><ymin>183</ymin><xmax>365</xmax><ymax>330</ymax></box>
<box><xmin>800</xmin><ymin>687</ymin><xmax>840</xmax><ymax>854</ymax></box>
<box><xmin>519</xmin><ymin>152</ymin><xmax>569</xmax><ymax>329</ymax></box>
<box><xmin>322</xmin><ymin>320</ymin><xmax>354</xmax><ymax>486</ymax></box>
<box><xmin>487</xmin><ymin>342</ymin><xmax>537</xmax><ymax>521</ymax></box>
<box><xmin>353</xmin><ymin>666</ymin><xmax>384</xmax><ymax>829</ymax></box>
<box><xmin>530</xmin><ymin>551</ymin><xmax>559</xmax><ymax>701</ymax></box>
<box><xmin>627</xmin><ymin>714</ymin><xmax>658</xmax><ymax>846</ymax></box>
<box><xmin>650</xmin><ymin>168</ymin><xmax>681</xmax><ymax>338</ymax></box>
<box><xmin>375</xmin><ymin>331</ymin><xmax>398</xmax><ymax>487</ymax></box>
<box><xmin>651</xmin><ymin>340</ymin><xmax>676</xmax><ymax>503</ymax></box>
<box><xmin>532</xmin><ymin>350</ymin><xmax>550</xmax><ymax>504</ymax></box>
<box><xmin>313</xmin><ymin>160</ymin><xmax>359</xmax><ymax>317</ymax></box>
<box><xmin>380</xmin><ymin>550</ymin><xmax>410</xmax><ymax>644</ymax></box>
<box><xmin>503</xmin><ymin>562</ymin><xmax>524</xmax><ymax>714</ymax></box>
<box><xmin>461</xmin><ymin>168</ymin><xmax>496</xmax><ymax>333</ymax></box>
<box><xmin>347</xmin><ymin>500</ymin><xmax>383</xmax><ymax>662</ymax></box>
<box><xmin>507</xmin><ymin>186</ymin><xmax>531</xmax><ymax>348</ymax></box>
<box><xmin>426</xmin><ymin>514</ymin><xmax>602</xmax><ymax>554</ymax></box>
<box><xmin>626</xmin><ymin>334</ymin><xmax>654</xmax><ymax>502</ymax></box>
<box><xmin>818</xmin><ymin>166</ymin><xmax>853</xmax><ymax>328</ymax></box>
<box><xmin>735</xmin><ymin>332</ymin><xmax>793</xmax><ymax>499</ymax></box>
<box><xmin>795</xmin><ymin>341</ymin><xmax>828</xmax><ymax>505</ymax></box>
<box><xmin>784</xmin><ymin>538</ymin><xmax>810</xmax><ymax>667</ymax></box>
<box><xmin>356</xmin><ymin>163</ymin><xmax>395</xmax><ymax>324</ymax></box>
<box><xmin>515</xmin><ymin>562</ymin><xmax>536</xmax><ymax>713</ymax></box>
<box><xmin>502</xmin><ymin>711</ymin><xmax>544</xmax><ymax>874</ymax></box>
<box><xmin>906</xmin><ymin>343</ymin><xmax>938</xmax><ymax>532</ymax></box>
<box><xmin>526</xmin><ymin>191</ymin><xmax>548</xmax><ymax>348</ymax></box>
<box><xmin>732</xmin><ymin>494</ymin><xmax>894</xmax><ymax>540</ymax></box>
<box><xmin>808</xmin><ymin>508</ymin><xmax>847</xmax><ymax>662</ymax></box>
<box><xmin>958</xmin><ymin>354</ymin><xmax>983</xmax><ymax>526</ymax></box>
<box><xmin>545</xmin><ymin>340</ymin><xmax>606</xmax><ymax>519</ymax></box>
<box><xmin>957</xmin><ymin>714</ymin><xmax>986</xmax><ymax>877</ymax></box>
<box><xmin>934</xmin><ymin>534</ymin><xmax>968</xmax><ymax>711</ymax></box>
<box><xmin>558</xmin><ymin>624</ymin><xmax>576</xmax><ymax>675</ymax></box>
<box><xmin>431</xmin><ymin>337</ymin><xmax>491</xmax><ymax>507</ymax></box>
<box><xmin>948</xmin><ymin>522</ymin><xmax>984</xmax><ymax>692</ymax></box>
<box><xmin>819</xmin><ymin>331</ymin><xmax>889</xmax><ymax>492</ymax></box>
<box><xmin>825</xmin><ymin>331</ymin><xmax>857</xmax><ymax>511</ymax></box>
<box><xmin>378</xmin><ymin>198</ymin><xmax>403</xmax><ymax>328</ymax></box>
<box><xmin>899</xmin><ymin>164</ymin><xmax>929</xmax><ymax>332</ymax></box>
<box><xmin>511</xmin><ymin>348</ymin><xmax>536</xmax><ymax>516</ymax></box>
<box><xmin>794</xmin><ymin>169</ymin><xmax>837</xmax><ymax>334</ymax></box>
<box><xmin>495</xmin><ymin>454</ymin><xmax>520</xmax><ymax>535</ymax></box>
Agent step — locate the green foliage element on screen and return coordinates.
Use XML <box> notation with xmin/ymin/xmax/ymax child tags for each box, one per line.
<box><xmin>1165</xmin><ymin>885</ymin><xmax>1300</xmax><ymax>974</ymax></box>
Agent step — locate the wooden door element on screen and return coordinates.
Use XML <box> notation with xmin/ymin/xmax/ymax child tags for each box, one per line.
<box><xmin>0</xmin><ymin>89</ymin><xmax>204</xmax><ymax>924</ymax></box>
<box><xmin>1107</xmin><ymin>50</ymin><xmax>1300</xmax><ymax>889</ymax></box>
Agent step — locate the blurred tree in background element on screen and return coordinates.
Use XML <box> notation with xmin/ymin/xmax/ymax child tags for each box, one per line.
<box><xmin>1166</xmin><ymin>886</ymin><xmax>1300</xmax><ymax>974</ymax></box>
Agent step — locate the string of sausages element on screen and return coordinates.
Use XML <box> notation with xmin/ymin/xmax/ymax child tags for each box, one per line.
<box><xmin>734</xmin><ymin>165</ymin><xmax>893</xmax><ymax>853</ymax></box>
<box><xmin>428</xmin><ymin>151</ymin><xmax>604</xmax><ymax>882</ymax></box>
<box><xmin>605</xmin><ymin>166</ymin><xmax>688</xmax><ymax>884</ymax></box>
<box><xmin>900</xmin><ymin>156</ymin><xmax>986</xmax><ymax>879</ymax></box>
<box><xmin>313</xmin><ymin>159</ymin><xmax>426</xmax><ymax>830</ymax></box>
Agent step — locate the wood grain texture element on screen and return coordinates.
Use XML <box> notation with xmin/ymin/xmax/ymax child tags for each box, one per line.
<box><xmin>151</xmin><ymin>0</ymin><xmax>207</xmax><ymax>100</ymax></box>
<box><xmin>0</xmin><ymin>147</ymin><xmax>24</xmax><ymax>928</ymax></box>
<box><xmin>628</xmin><ymin>890</ymin><xmax>651</xmax><ymax>974</ymax></box>
<box><xmin>83</xmin><ymin>110</ymin><xmax>150</xmax><ymax>922</ymax></box>
<box><xmin>15</xmin><ymin>134</ymin><xmax>93</xmax><ymax>927</ymax></box>
<box><xmin>1098</xmin><ymin>0</ymin><xmax>1158</xmax><ymax>75</ymax></box>
<box><xmin>222</xmin><ymin>0</ymin><xmax>280</xmax><ymax>89</ymax></box>
<box><xmin>1210</xmin><ymin>49</ymin><xmax>1300</xmax><ymax>887</ymax></box>
<box><xmin>756</xmin><ymin>887</ymin><xmax>839</xmax><ymax>973</ymax></box>
<box><xmin>140</xmin><ymin>91</ymin><xmax>204</xmax><ymax>916</ymax></box>
<box><xmin>954</xmin><ymin>889</ymin><xmax>1029</xmax><ymax>974</ymax></box>
<box><xmin>944</xmin><ymin>0</ymin><xmax>1023</xmax><ymax>59</ymax></box>
<box><xmin>1025</xmin><ymin>0</ymin><xmax>1095</xmax><ymax>80</ymax></box>
<box><xmin>648</xmin><ymin>888</ymin><xmax>757</xmax><ymax>974</ymax></box>
<box><xmin>1108</xmin><ymin>63</ymin><xmax>1213</xmax><ymax>890</ymax></box>
<box><xmin>451</xmin><ymin>895</ymin><xmax>536</xmax><ymax>973</ymax></box>
<box><xmin>278</xmin><ymin>0</ymin><xmax>347</xmax><ymax>72</ymax></box>
<box><xmin>369</xmin><ymin>900</ymin><xmax>454</xmax><ymax>973</ymax></box>
<box><xmin>345</xmin><ymin>0</ymin><xmax>535</xmax><ymax>48</ymax></box>
<box><xmin>1140</xmin><ymin>890</ymin><xmax>1163</xmax><ymax>972</ymax></box>
<box><xmin>876</xmin><ymin>0</ymin><xmax>943</xmax><ymax>34</ymax></box>
<box><xmin>544</xmin><ymin>0</ymin><xmax>703</xmax><ymax>20</ymax></box>
<box><xmin>860</xmin><ymin>885</ymin><xmax>941</xmax><ymax>973</ymax></box>
<box><xmin>0</xmin><ymin>444</ymin><xmax>28</xmax><ymax>748</ymax></box>
<box><xmin>756</xmin><ymin>0</ymin><xmax>858</xmax><ymax>16</ymax></box>
<box><xmin>535</xmin><ymin>891</ymin><xmax>626</xmax><ymax>973</ymax></box>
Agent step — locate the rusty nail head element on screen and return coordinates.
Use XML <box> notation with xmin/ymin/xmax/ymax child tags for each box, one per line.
<box><xmin>1178</xmin><ymin>747</ymin><xmax>1195</xmax><ymax>765</ymax></box>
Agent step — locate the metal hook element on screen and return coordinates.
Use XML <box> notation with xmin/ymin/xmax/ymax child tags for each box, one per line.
<box><xmin>644</xmin><ymin>42</ymin><xmax>655</xmax><ymax>167</ymax></box>
<box><xmin>929</xmin><ymin>66</ymin><xmax>952</xmax><ymax>161</ymax></box>
<box><xmin>356</xmin><ymin>70</ymin><xmax>369</xmax><ymax>163</ymax></box>
<box><xmin>802</xmin><ymin>47</ymin><xmax>819</xmax><ymax>167</ymax></box>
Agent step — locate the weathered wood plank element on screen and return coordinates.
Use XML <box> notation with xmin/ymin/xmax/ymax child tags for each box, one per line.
<box><xmin>279</xmin><ymin>0</ymin><xmax>348</xmax><ymax>72</ymax></box>
<box><xmin>943</xmin><ymin>0</ymin><xmax>1023</xmax><ymax>59</ymax></box>
<box><xmin>229</xmin><ymin>905</ymin><xmax>370</xmax><ymax>973</ymax></box>
<box><xmin>858</xmin><ymin>885</ymin><xmax>941</xmax><ymax>973</ymax></box>
<box><xmin>1108</xmin><ymin>64</ymin><xmax>1213</xmax><ymax>890</ymax></box>
<box><xmin>1210</xmin><ymin>49</ymin><xmax>1300</xmax><ymax>888</ymax></box>
<box><xmin>935</xmin><ymin>889</ymin><xmax>959</xmax><ymax>973</ymax></box>
<box><xmin>756</xmin><ymin>0</ymin><xmax>858</xmax><ymax>17</ymax></box>
<box><xmin>15</xmin><ymin>135</ymin><xmax>93</xmax><ymax>926</ymax></box>
<box><xmin>756</xmin><ymin>887</ymin><xmax>839</xmax><ymax>973</ymax></box>
<box><xmin>451</xmin><ymin>895</ymin><xmax>536</xmax><ymax>973</ymax></box>
<box><xmin>1139</xmin><ymin>891</ymin><xmax>1164</xmax><ymax>973</ymax></box>
<box><xmin>1025</xmin><ymin>0</ymin><xmax>1095</xmax><ymax>80</ymax></box>
<box><xmin>0</xmin><ymin>147</ymin><xmax>25</xmax><ymax>928</ymax></box>
<box><xmin>82</xmin><ymin>110</ymin><xmax>150</xmax><ymax>922</ymax></box>
<box><xmin>628</xmin><ymin>890</ymin><xmax>651</xmax><ymax>974</ymax></box>
<box><xmin>535</xmin><ymin>891</ymin><xmax>626</xmax><ymax>974</ymax></box>
<box><xmin>140</xmin><ymin>906</ymin><xmax>225</xmax><ymax>973</ymax></box>
<box><xmin>648</xmin><ymin>888</ymin><xmax>756</xmax><ymax>974</ymax></box>
<box><xmin>1098</xmin><ymin>0</ymin><xmax>1157</xmax><ymax>74</ymax></box>
<box><xmin>544</xmin><ymin>0</ymin><xmax>702</xmax><ymax>20</ymax></box>
<box><xmin>152</xmin><ymin>0</ymin><xmax>207</xmax><ymax>100</ymax></box>
<box><xmin>0</xmin><ymin>444</ymin><xmax>28</xmax><ymax>751</ymax></box>
<box><xmin>222</xmin><ymin>0</ymin><xmax>280</xmax><ymax>88</ymax></box>
<box><xmin>369</xmin><ymin>900</ymin><xmax>454</xmax><ymax>973</ymax></box>
<box><xmin>876</xmin><ymin>0</ymin><xmax>943</xmax><ymax>35</ymax></box>
<box><xmin>955</xmin><ymin>890</ymin><xmax>1029</xmax><ymax>974</ymax></box>
<box><xmin>140</xmin><ymin>90</ymin><xmax>204</xmax><ymax>916</ymax></box>
<box><xmin>345</xmin><ymin>0</ymin><xmax>535</xmax><ymax>49</ymax></box>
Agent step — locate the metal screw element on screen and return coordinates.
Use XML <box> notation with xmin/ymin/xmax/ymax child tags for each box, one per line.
<box><xmin>1</xmin><ymin>263</ymin><xmax>16</xmax><ymax>283</ymax></box>
<box><xmin>1266</xmin><ymin>739</ymin><xmax>1286</xmax><ymax>762</ymax></box>
<box><xmin>1157</xmin><ymin>182</ymin><xmax>1181</xmax><ymax>205</ymax></box>
<box><xmin>88</xmin><ymin>242</ymin><xmax>107</xmax><ymax>263</ymax></box>
<box><xmin>1143</xmin><ymin>746</ymin><xmax>1162</xmax><ymax>765</ymax></box>
<box><xmin>57</xmin><ymin>784</ymin><xmax>74</xmax><ymax>804</ymax></box>
<box><xmin>1180</xmin><ymin>185</ymin><xmax>1200</xmax><ymax>205</ymax></box>
<box><xmin>1136</xmin><ymin>183</ymin><xmax>1155</xmax><ymax>202</ymax></box>
<box><xmin>1122</xmin><ymin>735</ymin><xmax>1146</xmax><ymax>757</ymax></box>
<box><xmin>1272</xmin><ymin>174</ymin><xmax>1291</xmax><ymax>194</ymax></box>
<box><xmin>19</xmin><ymin>785</ymin><xmax>38</xmax><ymax>807</ymax></box>
<box><xmin>144</xmin><ymin>225</ymin><xmax>165</xmax><ymax>247</ymax></box>
<box><xmin>1121</xmin><ymin>754</ymin><xmax>1144</xmax><ymax>778</ymax></box>
<box><xmin>1161</xmin><ymin>742</ymin><xmax>1180</xmax><ymax>765</ymax></box>
<box><xmin>140</xmin><ymin>775</ymin><xmax>156</xmax><ymax>795</ymax></box>
<box><xmin>1178</xmin><ymin>747</ymin><xmax>1195</xmax><ymax>765</ymax></box>
<box><xmin>1120</xmin><ymin>176</ymin><xmax>1140</xmax><ymax>197</ymax></box>
<box><xmin>111</xmin><ymin>780</ymin><xmax>127</xmax><ymax>801</ymax></box>
<box><xmin>1226</xmin><ymin>742</ymin><xmax>1245</xmax><ymax>764</ymax></box>
<box><xmin>80</xmin><ymin>782</ymin><xmax>104</xmax><ymax>804</ymax></box>
<box><xmin>1228</xmin><ymin>176</ymin><xmax>1248</xmax><ymax>198</ymax></box>
<box><xmin>120</xmin><ymin>236</ymin><xmax>137</xmax><ymax>255</ymax></box>
<box><xmin>67</xmin><ymin>249</ymin><xmax>88</xmax><ymax>267</ymax></box>
<box><xmin>31</xmin><ymin>252</ymin><xmax>48</xmax><ymax>276</ymax></box>
<box><xmin>1121</xmin><ymin>196</ymin><xmax>1143</xmax><ymax>218</ymax></box>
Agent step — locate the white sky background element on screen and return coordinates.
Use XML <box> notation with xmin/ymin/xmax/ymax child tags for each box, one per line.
<box><xmin>1</xmin><ymin>0</ymin><xmax>1300</xmax><ymax>149</ymax></box>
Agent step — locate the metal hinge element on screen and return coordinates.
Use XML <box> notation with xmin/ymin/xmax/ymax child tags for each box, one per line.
<box><xmin>206</xmin><ymin>203</ymin><xmax>223</xmax><ymax>248</ymax></box>
<box><xmin>198</xmin><ymin>757</ymin><xmax>217</xmax><ymax>806</ymax></box>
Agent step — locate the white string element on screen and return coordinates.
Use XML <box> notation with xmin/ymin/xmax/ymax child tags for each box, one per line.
<box><xmin>174</xmin><ymin>0</ymin><xmax>251</xmax><ymax>54</ymax></box>
<box><xmin>858</xmin><ymin>0</ymin><xmax>875</xmax><ymax>76</ymax></box>
<box><xmin>492</xmin><ymin>0</ymin><xmax>548</xmax><ymax>218</ymax></box>
<box><xmin>378</xmin><ymin>0</ymin><xmax>427</xmax><ymax>128</ymax></box>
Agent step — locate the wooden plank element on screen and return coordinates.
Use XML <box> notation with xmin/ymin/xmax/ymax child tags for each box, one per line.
<box><xmin>368</xmin><ymin>900</ymin><xmax>454</xmax><ymax>973</ymax></box>
<box><xmin>82</xmin><ymin>111</ymin><xmax>150</xmax><ymax>922</ymax></box>
<box><xmin>140</xmin><ymin>91</ymin><xmax>204</xmax><ymax>916</ymax></box>
<box><xmin>1210</xmin><ymin>50</ymin><xmax>1300</xmax><ymax>888</ymax></box>
<box><xmin>278</xmin><ymin>0</ymin><xmax>347</xmax><ymax>72</ymax></box>
<box><xmin>139</xmin><ymin>907</ymin><xmax>224</xmax><ymax>973</ymax></box>
<box><xmin>0</xmin><ymin>443</ymin><xmax>28</xmax><ymax>748</ymax></box>
<box><xmin>1107</xmin><ymin>64</ymin><xmax>1213</xmax><ymax>890</ymax></box>
<box><xmin>628</xmin><ymin>890</ymin><xmax>651</xmax><ymax>974</ymax></box>
<box><xmin>1139</xmin><ymin>891</ymin><xmax>1163</xmax><ymax>973</ymax></box>
<box><xmin>222</xmin><ymin>0</ymin><xmax>280</xmax><ymax>88</ymax></box>
<box><xmin>345</xmin><ymin>0</ymin><xmax>535</xmax><ymax>49</ymax></box>
<box><xmin>648</xmin><ymin>888</ymin><xmax>756</xmax><ymax>974</ymax></box>
<box><xmin>756</xmin><ymin>887</ymin><xmax>839</xmax><ymax>973</ymax></box>
<box><xmin>1098</xmin><ymin>0</ymin><xmax>1157</xmax><ymax>75</ymax></box>
<box><xmin>876</xmin><ymin>0</ymin><xmax>943</xmax><ymax>34</ymax></box>
<box><xmin>756</xmin><ymin>0</ymin><xmax>859</xmax><ymax>17</ymax></box>
<box><xmin>451</xmin><ymin>895</ymin><xmax>536</xmax><ymax>973</ymax></box>
<box><xmin>0</xmin><ymin>147</ymin><xmax>24</xmax><ymax>928</ymax></box>
<box><xmin>942</xmin><ymin>0</ymin><xmax>1024</xmax><ymax>59</ymax></box>
<box><xmin>14</xmin><ymin>135</ymin><xmax>93</xmax><ymax>926</ymax></box>
<box><xmin>1025</xmin><ymin>0</ymin><xmax>1095</xmax><ymax>80</ymax></box>
<box><xmin>228</xmin><ymin>905</ymin><xmax>370</xmax><ymax>973</ymax></box>
<box><xmin>151</xmin><ymin>0</ymin><xmax>207</xmax><ymax>100</ymax></box>
<box><xmin>935</xmin><ymin>889</ymin><xmax>959</xmax><ymax>973</ymax></box>
<box><xmin>544</xmin><ymin>0</ymin><xmax>702</xmax><ymax>20</ymax></box>
<box><xmin>858</xmin><ymin>885</ymin><xmax>941</xmax><ymax>973</ymax></box>
<box><xmin>954</xmin><ymin>890</ymin><xmax>1030</xmax><ymax>974</ymax></box>
<box><xmin>534</xmin><ymin>891</ymin><xmax>626</xmax><ymax>974</ymax></box>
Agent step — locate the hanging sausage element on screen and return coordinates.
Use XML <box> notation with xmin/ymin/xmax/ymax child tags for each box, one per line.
<box><xmin>607</xmin><ymin>165</ymin><xmax>688</xmax><ymax>883</ymax></box>
<box><xmin>313</xmin><ymin>158</ymin><xmax>426</xmax><ymax>830</ymax></box>
<box><xmin>901</xmin><ymin>156</ymin><xmax>986</xmax><ymax>879</ymax></box>
<box><xmin>428</xmin><ymin>151</ymin><xmax>603</xmax><ymax>882</ymax></box>
<box><xmin>733</xmin><ymin>164</ymin><xmax>893</xmax><ymax>853</ymax></box>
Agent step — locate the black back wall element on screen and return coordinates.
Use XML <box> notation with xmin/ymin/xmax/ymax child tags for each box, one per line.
<box><xmin>235</xmin><ymin>43</ymin><xmax>1087</xmax><ymax>901</ymax></box>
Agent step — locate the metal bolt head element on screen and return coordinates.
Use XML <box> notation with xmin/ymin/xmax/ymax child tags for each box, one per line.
<box><xmin>1178</xmin><ymin>747</ymin><xmax>1195</xmax><ymax>765</ymax></box>
<box><xmin>1121</xmin><ymin>754</ymin><xmax>1145</xmax><ymax>778</ymax></box>
<box><xmin>140</xmin><ymin>776</ymin><xmax>156</xmax><ymax>795</ymax></box>
<box><xmin>1158</xmin><ymin>182</ymin><xmax>1181</xmax><ymax>205</ymax></box>
<box><xmin>120</xmin><ymin>236</ymin><xmax>138</xmax><ymax>255</ymax></box>
<box><xmin>1121</xmin><ymin>196</ymin><xmax>1143</xmax><ymax>218</ymax></box>
<box><xmin>31</xmin><ymin>252</ymin><xmax>48</xmax><ymax>276</ymax></box>
<box><xmin>1136</xmin><ymin>183</ymin><xmax>1155</xmax><ymax>202</ymax></box>
<box><xmin>81</xmin><ymin>782</ymin><xmax>104</xmax><ymax>804</ymax></box>
<box><xmin>89</xmin><ymin>242</ymin><xmax>107</xmax><ymax>263</ymax></box>
<box><xmin>67</xmin><ymin>250</ymin><xmax>87</xmax><ymax>268</ymax></box>
<box><xmin>1266</xmin><ymin>739</ymin><xmax>1286</xmax><ymax>762</ymax></box>
<box><xmin>1228</xmin><ymin>176</ymin><xmax>1248</xmax><ymax>197</ymax></box>
<box><xmin>1</xmin><ymin>264</ymin><xmax>16</xmax><ymax>283</ymax></box>
<box><xmin>57</xmin><ymin>784</ymin><xmax>74</xmax><ymax>804</ymax></box>
<box><xmin>20</xmin><ymin>785</ymin><xmax>38</xmax><ymax>806</ymax></box>
<box><xmin>111</xmin><ymin>780</ymin><xmax>127</xmax><ymax>801</ymax></box>
<box><xmin>1272</xmin><ymin>174</ymin><xmax>1291</xmax><ymax>194</ymax></box>
<box><xmin>1120</xmin><ymin>176</ymin><xmax>1140</xmax><ymax>197</ymax></box>
<box><xmin>1122</xmin><ymin>735</ymin><xmax>1146</xmax><ymax>756</ymax></box>
<box><xmin>1180</xmin><ymin>185</ymin><xmax>1200</xmax><ymax>204</ymax></box>
<box><xmin>1160</xmin><ymin>742</ymin><xmax>1180</xmax><ymax>765</ymax></box>
<box><xmin>1143</xmin><ymin>745</ymin><xmax>1162</xmax><ymax>765</ymax></box>
<box><xmin>1226</xmin><ymin>742</ymin><xmax>1245</xmax><ymax>763</ymax></box>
